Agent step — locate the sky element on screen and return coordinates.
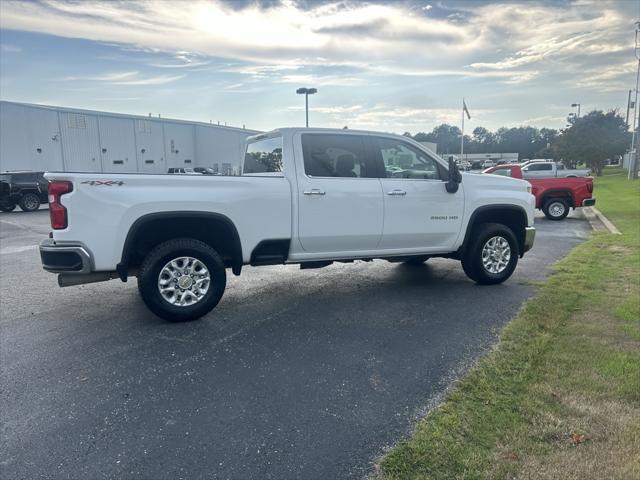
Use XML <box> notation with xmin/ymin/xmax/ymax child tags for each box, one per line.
<box><xmin>0</xmin><ymin>0</ymin><xmax>639</xmax><ymax>134</ymax></box>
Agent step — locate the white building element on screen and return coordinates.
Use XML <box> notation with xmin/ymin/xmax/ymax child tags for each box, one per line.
<box><xmin>0</xmin><ymin>101</ymin><xmax>260</xmax><ymax>174</ymax></box>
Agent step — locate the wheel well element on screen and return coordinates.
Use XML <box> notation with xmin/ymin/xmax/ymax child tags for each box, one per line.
<box><xmin>462</xmin><ymin>206</ymin><xmax>528</xmax><ymax>257</ymax></box>
<box><xmin>118</xmin><ymin>212</ymin><xmax>242</xmax><ymax>279</ymax></box>
<box><xmin>541</xmin><ymin>190</ymin><xmax>574</xmax><ymax>207</ymax></box>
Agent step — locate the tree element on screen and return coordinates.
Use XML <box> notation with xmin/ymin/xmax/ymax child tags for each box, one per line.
<box><xmin>412</xmin><ymin>132</ymin><xmax>432</xmax><ymax>142</ymax></box>
<box><xmin>553</xmin><ymin>110</ymin><xmax>629</xmax><ymax>176</ymax></box>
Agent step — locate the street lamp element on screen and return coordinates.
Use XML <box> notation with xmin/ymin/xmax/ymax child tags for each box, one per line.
<box><xmin>296</xmin><ymin>87</ymin><xmax>317</xmax><ymax>127</ymax></box>
<box><xmin>571</xmin><ymin>103</ymin><xmax>581</xmax><ymax>118</ymax></box>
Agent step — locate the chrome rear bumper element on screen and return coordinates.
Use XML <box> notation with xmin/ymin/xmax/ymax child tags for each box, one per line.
<box><xmin>39</xmin><ymin>239</ymin><xmax>93</xmax><ymax>274</ymax></box>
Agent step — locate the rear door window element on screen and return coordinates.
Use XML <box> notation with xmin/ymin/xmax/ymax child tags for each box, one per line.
<box><xmin>243</xmin><ymin>136</ymin><xmax>283</xmax><ymax>174</ymax></box>
<box><xmin>528</xmin><ymin>163</ymin><xmax>553</xmax><ymax>171</ymax></box>
<box><xmin>301</xmin><ymin>134</ymin><xmax>374</xmax><ymax>178</ymax></box>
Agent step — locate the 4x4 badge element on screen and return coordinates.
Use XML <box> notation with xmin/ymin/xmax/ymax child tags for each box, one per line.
<box><xmin>81</xmin><ymin>180</ymin><xmax>125</xmax><ymax>186</ymax></box>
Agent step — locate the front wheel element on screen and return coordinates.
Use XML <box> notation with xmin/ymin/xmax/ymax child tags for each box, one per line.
<box><xmin>19</xmin><ymin>193</ymin><xmax>40</xmax><ymax>212</ymax></box>
<box><xmin>461</xmin><ymin>223</ymin><xmax>518</xmax><ymax>285</ymax></box>
<box><xmin>137</xmin><ymin>238</ymin><xmax>227</xmax><ymax>321</ymax></box>
<box><xmin>543</xmin><ymin>198</ymin><xmax>569</xmax><ymax>220</ymax></box>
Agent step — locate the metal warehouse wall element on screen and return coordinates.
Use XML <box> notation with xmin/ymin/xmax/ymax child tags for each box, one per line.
<box><xmin>0</xmin><ymin>101</ymin><xmax>260</xmax><ymax>174</ymax></box>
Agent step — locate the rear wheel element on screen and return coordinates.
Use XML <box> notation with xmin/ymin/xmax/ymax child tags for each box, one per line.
<box><xmin>0</xmin><ymin>203</ymin><xmax>16</xmax><ymax>212</ymax></box>
<box><xmin>18</xmin><ymin>193</ymin><xmax>40</xmax><ymax>212</ymax></box>
<box><xmin>462</xmin><ymin>223</ymin><xmax>518</xmax><ymax>285</ymax></box>
<box><xmin>543</xmin><ymin>198</ymin><xmax>569</xmax><ymax>220</ymax></box>
<box><xmin>137</xmin><ymin>238</ymin><xmax>226</xmax><ymax>322</ymax></box>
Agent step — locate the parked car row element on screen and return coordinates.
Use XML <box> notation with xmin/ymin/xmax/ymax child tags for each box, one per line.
<box><xmin>167</xmin><ymin>167</ymin><xmax>221</xmax><ymax>175</ymax></box>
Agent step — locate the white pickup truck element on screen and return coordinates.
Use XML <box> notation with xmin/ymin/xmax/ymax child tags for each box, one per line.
<box><xmin>521</xmin><ymin>161</ymin><xmax>591</xmax><ymax>179</ymax></box>
<box><xmin>40</xmin><ymin>128</ymin><xmax>536</xmax><ymax>321</ymax></box>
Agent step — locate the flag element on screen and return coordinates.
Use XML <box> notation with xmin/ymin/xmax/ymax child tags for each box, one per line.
<box><xmin>463</xmin><ymin>99</ymin><xmax>471</xmax><ymax>120</ymax></box>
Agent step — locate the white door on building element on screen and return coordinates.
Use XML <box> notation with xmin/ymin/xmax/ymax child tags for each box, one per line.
<box><xmin>59</xmin><ymin>112</ymin><xmax>101</xmax><ymax>172</ymax></box>
<box><xmin>25</xmin><ymin>107</ymin><xmax>64</xmax><ymax>172</ymax></box>
<box><xmin>135</xmin><ymin>119</ymin><xmax>165</xmax><ymax>173</ymax></box>
<box><xmin>98</xmin><ymin>116</ymin><xmax>136</xmax><ymax>173</ymax></box>
<box><xmin>164</xmin><ymin>123</ymin><xmax>195</xmax><ymax>169</ymax></box>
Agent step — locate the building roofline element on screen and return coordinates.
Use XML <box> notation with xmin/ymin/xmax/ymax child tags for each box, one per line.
<box><xmin>0</xmin><ymin>99</ymin><xmax>261</xmax><ymax>134</ymax></box>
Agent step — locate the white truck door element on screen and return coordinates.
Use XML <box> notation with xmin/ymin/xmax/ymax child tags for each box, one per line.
<box><xmin>295</xmin><ymin>132</ymin><xmax>383</xmax><ymax>253</ymax></box>
<box><xmin>523</xmin><ymin>163</ymin><xmax>553</xmax><ymax>179</ymax></box>
<box><xmin>371</xmin><ymin>136</ymin><xmax>464</xmax><ymax>251</ymax></box>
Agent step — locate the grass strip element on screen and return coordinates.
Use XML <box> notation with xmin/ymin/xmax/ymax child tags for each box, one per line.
<box><xmin>376</xmin><ymin>167</ymin><xmax>640</xmax><ymax>479</ymax></box>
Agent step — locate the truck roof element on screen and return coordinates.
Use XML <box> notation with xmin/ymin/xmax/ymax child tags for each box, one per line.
<box><xmin>246</xmin><ymin>127</ymin><xmax>408</xmax><ymax>142</ymax></box>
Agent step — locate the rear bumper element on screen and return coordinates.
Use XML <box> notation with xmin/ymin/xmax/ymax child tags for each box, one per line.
<box><xmin>523</xmin><ymin>226</ymin><xmax>536</xmax><ymax>254</ymax></box>
<box><xmin>582</xmin><ymin>198</ymin><xmax>596</xmax><ymax>207</ymax></box>
<box><xmin>39</xmin><ymin>239</ymin><xmax>93</xmax><ymax>274</ymax></box>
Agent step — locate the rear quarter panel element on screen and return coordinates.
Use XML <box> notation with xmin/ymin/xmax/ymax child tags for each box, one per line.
<box><xmin>529</xmin><ymin>177</ymin><xmax>593</xmax><ymax>208</ymax></box>
<box><xmin>45</xmin><ymin>173</ymin><xmax>292</xmax><ymax>270</ymax></box>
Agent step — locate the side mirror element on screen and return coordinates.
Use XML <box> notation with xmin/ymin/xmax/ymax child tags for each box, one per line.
<box><xmin>445</xmin><ymin>158</ymin><xmax>462</xmax><ymax>193</ymax></box>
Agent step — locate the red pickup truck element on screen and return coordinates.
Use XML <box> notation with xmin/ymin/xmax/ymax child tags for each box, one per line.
<box><xmin>483</xmin><ymin>164</ymin><xmax>595</xmax><ymax>220</ymax></box>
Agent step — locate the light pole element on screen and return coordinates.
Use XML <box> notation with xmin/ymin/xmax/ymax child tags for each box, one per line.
<box><xmin>630</xmin><ymin>22</ymin><xmax>640</xmax><ymax>180</ymax></box>
<box><xmin>571</xmin><ymin>103</ymin><xmax>581</xmax><ymax>118</ymax></box>
<box><xmin>296</xmin><ymin>87</ymin><xmax>317</xmax><ymax>127</ymax></box>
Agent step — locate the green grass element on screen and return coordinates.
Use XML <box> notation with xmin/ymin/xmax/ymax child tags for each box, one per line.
<box><xmin>376</xmin><ymin>167</ymin><xmax>640</xmax><ymax>479</ymax></box>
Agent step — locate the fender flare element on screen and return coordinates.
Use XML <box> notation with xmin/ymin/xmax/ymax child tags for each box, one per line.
<box><xmin>116</xmin><ymin>211</ymin><xmax>243</xmax><ymax>280</ymax></box>
<box><xmin>459</xmin><ymin>204</ymin><xmax>529</xmax><ymax>257</ymax></box>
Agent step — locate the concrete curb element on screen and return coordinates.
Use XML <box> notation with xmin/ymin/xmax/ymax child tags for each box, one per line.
<box><xmin>583</xmin><ymin>207</ymin><xmax>622</xmax><ymax>235</ymax></box>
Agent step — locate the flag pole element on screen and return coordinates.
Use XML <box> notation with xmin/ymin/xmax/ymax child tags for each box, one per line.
<box><xmin>461</xmin><ymin>98</ymin><xmax>465</xmax><ymax>159</ymax></box>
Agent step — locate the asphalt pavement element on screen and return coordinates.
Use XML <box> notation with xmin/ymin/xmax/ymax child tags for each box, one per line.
<box><xmin>0</xmin><ymin>208</ymin><xmax>592</xmax><ymax>479</ymax></box>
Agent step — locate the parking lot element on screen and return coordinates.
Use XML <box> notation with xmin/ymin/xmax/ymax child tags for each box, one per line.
<box><xmin>1</xmin><ymin>209</ymin><xmax>592</xmax><ymax>479</ymax></box>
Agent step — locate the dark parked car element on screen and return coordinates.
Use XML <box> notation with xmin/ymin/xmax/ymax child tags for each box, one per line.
<box><xmin>194</xmin><ymin>167</ymin><xmax>218</xmax><ymax>175</ymax></box>
<box><xmin>0</xmin><ymin>171</ymin><xmax>48</xmax><ymax>212</ymax></box>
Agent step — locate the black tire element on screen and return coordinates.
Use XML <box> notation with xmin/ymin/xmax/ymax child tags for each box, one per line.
<box><xmin>18</xmin><ymin>193</ymin><xmax>40</xmax><ymax>212</ymax></box>
<box><xmin>137</xmin><ymin>238</ymin><xmax>226</xmax><ymax>322</ymax></box>
<box><xmin>403</xmin><ymin>256</ymin><xmax>430</xmax><ymax>265</ymax></box>
<box><xmin>0</xmin><ymin>203</ymin><xmax>16</xmax><ymax>212</ymax></box>
<box><xmin>542</xmin><ymin>198</ymin><xmax>569</xmax><ymax>221</ymax></box>
<box><xmin>461</xmin><ymin>223</ymin><xmax>519</xmax><ymax>285</ymax></box>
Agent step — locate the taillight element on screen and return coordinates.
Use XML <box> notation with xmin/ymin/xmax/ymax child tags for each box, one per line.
<box><xmin>48</xmin><ymin>181</ymin><xmax>73</xmax><ymax>229</ymax></box>
<box><xmin>587</xmin><ymin>181</ymin><xmax>593</xmax><ymax>193</ymax></box>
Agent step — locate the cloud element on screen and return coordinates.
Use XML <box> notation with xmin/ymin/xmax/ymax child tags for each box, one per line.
<box><xmin>0</xmin><ymin>0</ymin><xmax>635</xmax><ymax>132</ymax></box>
<box><xmin>58</xmin><ymin>70</ymin><xmax>185</xmax><ymax>85</ymax></box>
<box><xmin>279</xmin><ymin>73</ymin><xmax>367</xmax><ymax>86</ymax></box>
<box><xmin>291</xmin><ymin>103</ymin><xmax>496</xmax><ymax>130</ymax></box>
<box><xmin>0</xmin><ymin>43</ymin><xmax>21</xmax><ymax>53</ymax></box>
<box><xmin>0</xmin><ymin>0</ymin><xmax>630</xmax><ymax>90</ymax></box>
<box><xmin>60</xmin><ymin>71</ymin><xmax>139</xmax><ymax>82</ymax></box>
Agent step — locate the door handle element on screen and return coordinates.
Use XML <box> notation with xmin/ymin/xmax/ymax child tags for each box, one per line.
<box><xmin>303</xmin><ymin>189</ymin><xmax>326</xmax><ymax>196</ymax></box>
<box><xmin>387</xmin><ymin>189</ymin><xmax>407</xmax><ymax>196</ymax></box>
